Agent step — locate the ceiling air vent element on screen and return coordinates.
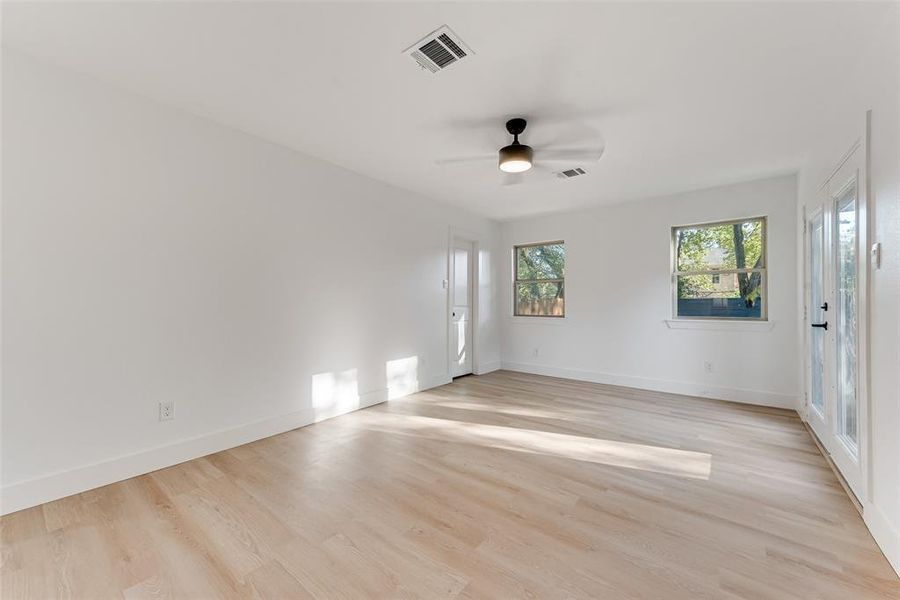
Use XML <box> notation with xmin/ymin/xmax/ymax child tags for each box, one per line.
<box><xmin>403</xmin><ymin>25</ymin><xmax>473</xmax><ymax>74</ymax></box>
<box><xmin>556</xmin><ymin>167</ymin><xmax>587</xmax><ymax>179</ymax></box>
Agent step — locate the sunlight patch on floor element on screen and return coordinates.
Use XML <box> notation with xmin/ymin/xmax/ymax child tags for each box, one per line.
<box><xmin>356</xmin><ymin>412</ymin><xmax>712</xmax><ymax>480</ymax></box>
<box><xmin>421</xmin><ymin>400</ymin><xmax>587</xmax><ymax>421</ymax></box>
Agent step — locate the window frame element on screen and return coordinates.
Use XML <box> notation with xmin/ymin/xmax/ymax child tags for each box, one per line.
<box><xmin>671</xmin><ymin>216</ymin><xmax>768</xmax><ymax>322</ymax></box>
<box><xmin>513</xmin><ymin>240</ymin><xmax>566</xmax><ymax>318</ymax></box>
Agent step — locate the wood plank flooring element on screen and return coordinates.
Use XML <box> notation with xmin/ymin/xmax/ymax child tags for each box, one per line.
<box><xmin>2</xmin><ymin>370</ymin><xmax>898</xmax><ymax>598</ymax></box>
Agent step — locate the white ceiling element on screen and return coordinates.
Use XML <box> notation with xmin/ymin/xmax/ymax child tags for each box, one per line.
<box><xmin>2</xmin><ymin>2</ymin><xmax>892</xmax><ymax>220</ymax></box>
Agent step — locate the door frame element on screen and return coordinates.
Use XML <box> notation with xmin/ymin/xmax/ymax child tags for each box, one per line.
<box><xmin>447</xmin><ymin>228</ymin><xmax>480</xmax><ymax>378</ymax></box>
<box><xmin>802</xmin><ymin>128</ymin><xmax>871</xmax><ymax>504</ymax></box>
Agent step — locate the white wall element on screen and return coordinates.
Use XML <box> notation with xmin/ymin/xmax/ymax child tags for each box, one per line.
<box><xmin>0</xmin><ymin>51</ymin><xmax>501</xmax><ymax>514</ymax></box>
<box><xmin>795</xmin><ymin>6</ymin><xmax>900</xmax><ymax>573</ymax></box>
<box><xmin>500</xmin><ymin>174</ymin><xmax>800</xmax><ymax>409</ymax></box>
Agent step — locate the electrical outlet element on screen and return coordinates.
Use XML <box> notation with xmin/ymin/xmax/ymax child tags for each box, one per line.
<box><xmin>159</xmin><ymin>401</ymin><xmax>175</xmax><ymax>421</ymax></box>
<box><xmin>704</xmin><ymin>361</ymin><xmax>713</xmax><ymax>373</ymax></box>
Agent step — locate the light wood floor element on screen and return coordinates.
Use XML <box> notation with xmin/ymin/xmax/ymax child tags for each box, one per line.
<box><xmin>2</xmin><ymin>371</ymin><xmax>898</xmax><ymax>599</ymax></box>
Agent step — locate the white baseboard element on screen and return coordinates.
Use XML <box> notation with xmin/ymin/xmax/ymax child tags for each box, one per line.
<box><xmin>1</xmin><ymin>408</ymin><xmax>329</xmax><ymax>516</ymax></box>
<box><xmin>421</xmin><ymin>373</ymin><xmax>452</xmax><ymax>389</ymax></box>
<box><xmin>475</xmin><ymin>360</ymin><xmax>501</xmax><ymax>375</ymax></box>
<box><xmin>500</xmin><ymin>361</ymin><xmax>798</xmax><ymax>410</ymax></box>
<box><xmin>865</xmin><ymin>501</ymin><xmax>900</xmax><ymax>577</ymax></box>
<box><xmin>1</xmin><ymin>376</ymin><xmax>455</xmax><ymax>516</ymax></box>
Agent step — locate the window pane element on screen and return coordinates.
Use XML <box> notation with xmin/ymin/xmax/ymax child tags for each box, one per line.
<box><xmin>676</xmin><ymin>219</ymin><xmax>764</xmax><ymax>272</ymax></box>
<box><xmin>676</xmin><ymin>272</ymin><xmax>763</xmax><ymax>318</ymax></box>
<box><xmin>516</xmin><ymin>243</ymin><xmax>565</xmax><ymax>280</ymax></box>
<box><xmin>809</xmin><ymin>214</ymin><xmax>825</xmax><ymax>414</ymax></box>
<box><xmin>836</xmin><ymin>191</ymin><xmax>858</xmax><ymax>448</ymax></box>
<box><xmin>515</xmin><ymin>282</ymin><xmax>564</xmax><ymax>316</ymax></box>
<box><xmin>453</xmin><ymin>248</ymin><xmax>468</xmax><ymax>305</ymax></box>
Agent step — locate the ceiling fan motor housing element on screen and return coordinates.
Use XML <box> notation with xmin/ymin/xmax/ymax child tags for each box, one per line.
<box><xmin>498</xmin><ymin>143</ymin><xmax>534</xmax><ymax>172</ymax></box>
<box><xmin>499</xmin><ymin>118</ymin><xmax>533</xmax><ymax>172</ymax></box>
<box><xmin>505</xmin><ymin>118</ymin><xmax>527</xmax><ymax>137</ymax></box>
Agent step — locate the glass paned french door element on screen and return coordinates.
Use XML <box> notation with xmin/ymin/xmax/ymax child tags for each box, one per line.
<box><xmin>808</xmin><ymin>212</ymin><xmax>825</xmax><ymax>416</ymax></box>
<box><xmin>805</xmin><ymin>139</ymin><xmax>867</xmax><ymax>503</ymax></box>
<box><xmin>835</xmin><ymin>187</ymin><xmax>858</xmax><ymax>450</ymax></box>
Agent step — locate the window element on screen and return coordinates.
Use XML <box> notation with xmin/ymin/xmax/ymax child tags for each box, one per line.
<box><xmin>834</xmin><ymin>189</ymin><xmax>858</xmax><ymax>447</ymax></box>
<box><xmin>672</xmin><ymin>217</ymin><xmax>766</xmax><ymax>320</ymax></box>
<box><xmin>514</xmin><ymin>241</ymin><xmax>565</xmax><ymax>317</ymax></box>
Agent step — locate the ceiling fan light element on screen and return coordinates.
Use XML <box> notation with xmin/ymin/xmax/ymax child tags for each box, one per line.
<box><xmin>499</xmin><ymin>143</ymin><xmax>533</xmax><ymax>173</ymax></box>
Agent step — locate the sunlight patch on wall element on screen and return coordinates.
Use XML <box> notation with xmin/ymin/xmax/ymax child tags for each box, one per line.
<box><xmin>386</xmin><ymin>356</ymin><xmax>419</xmax><ymax>400</ymax></box>
<box><xmin>478</xmin><ymin>248</ymin><xmax>491</xmax><ymax>287</ymax></box>
<box><xmin>311</xmin><ymin>368</ymin><xmax>359</xmax><ymax>418</ymax></box>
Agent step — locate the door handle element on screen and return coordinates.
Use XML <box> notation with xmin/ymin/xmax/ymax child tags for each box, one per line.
<box><xmin>820</xmin><ymin>302</ymin><xmax>828</xmax><ymax>311</ymax></box>
<box><xmin>811</xmin><ymin>322</ymin><xmax>828</xmax><ymax>330</ymax></box>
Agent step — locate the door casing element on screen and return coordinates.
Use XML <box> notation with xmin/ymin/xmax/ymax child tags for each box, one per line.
<box><xmin>803</xmin><ymin>134</ymin><xmax>870</xmax><ymax>504</ymax></box>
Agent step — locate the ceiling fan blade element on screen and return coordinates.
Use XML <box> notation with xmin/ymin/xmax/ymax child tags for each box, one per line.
<box><xmin>530</xmin><ymin>163</ymin><xmax>554</xmax><ymax>174</ymax></box>
<box><xmin>500</xmin><ymin>172</ymin><xmax>526</xmax><ymax>186</ymax></box>
<box><xmin>434</xmin><ymin>155</ymin><xmax>496</xmax><ymax>166</ymax></box>
<box><xmin>500</xmin><ymin>163</ymin><xmax>556</xmax><ymax>186</ymax></box>
<box><xmin>535</xmin><ymin>146</ymin><xmax>605</xmax><ymax>162</ymax></box>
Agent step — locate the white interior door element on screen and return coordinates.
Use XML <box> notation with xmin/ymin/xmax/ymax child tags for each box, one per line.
<box><xmin>807</xmin><ymin>208</ymin><xmax>828</xmax><ymax>437</ymax></box>
<box><xmin>450</xmin><ymin>241</ymin><xmax>473</xmax><ymax>377</ymax></box>
<box><xmin>805</xmin><ymin>142</ymin><xmax>868</xmax><ymax>501</ymax></box>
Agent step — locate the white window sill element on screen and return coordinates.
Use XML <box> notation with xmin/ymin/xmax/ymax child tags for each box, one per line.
<box><xmin>509</xmin><ymin>316</ymin><xmax>568</xmax><ymax>326</ymax></box>
<box><xmin>664</xmin><ymin>319</ymin><xmax>775</xmax><ymax>332</ymax></box>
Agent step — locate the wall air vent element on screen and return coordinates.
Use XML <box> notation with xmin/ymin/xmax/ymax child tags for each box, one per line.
<box><xmin>403</xmin><ymin>25</ymin><xmax>473</xmax><ymax>74</ymax></box>
<box><xmin>556</xmin><ymin>167</ymin><xmax>587</xmax><ymax>179</ymax></box>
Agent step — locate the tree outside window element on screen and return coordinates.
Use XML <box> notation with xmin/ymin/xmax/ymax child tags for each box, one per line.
<box><xmin>514</xmin><ymin>242</ymin><xmax>565</xmax><ymax>317</ymax></box>
<box><xmin>673</xmin><ymin>218</ymin><xmax>766</xmax><ymax>319</ymax></box>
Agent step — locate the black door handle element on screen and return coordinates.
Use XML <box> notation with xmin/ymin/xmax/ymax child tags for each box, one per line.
<box><xmin>811</xmin><ymin>322</ymin><xmax>828</xmax><ymax>330</ymax></box>
<box><xmin>820</xmin><ymin>302</ymin><xmax>828</xmax><ymax>311</ymax></box>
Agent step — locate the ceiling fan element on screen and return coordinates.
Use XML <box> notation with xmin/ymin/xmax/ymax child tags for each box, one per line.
<box><xmin>435</xmin><ymin>117</ymin><xmax>604</xmax><ymax>185</ymax></box>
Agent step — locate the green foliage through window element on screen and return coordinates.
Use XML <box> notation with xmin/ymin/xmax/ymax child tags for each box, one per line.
<box><xmin>514</xmin><ymin>242</ymin><xmax>565</xmax><ymax>317</ymax></box>
<box><xmin>673</xmin><ymin>218</ymin><xmax>766</xmax><ymax>319</ymax></box>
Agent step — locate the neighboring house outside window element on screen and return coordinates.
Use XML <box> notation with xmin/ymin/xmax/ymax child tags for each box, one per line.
<box><xmin>514</xmin><ymin>241</ymin><xmax>565</xmax><ymax>317</ymax></box>
<box><xmin>672</xmin><ymin>217</ymin><xmax>767</xmax><ymax>319</ymax></box>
